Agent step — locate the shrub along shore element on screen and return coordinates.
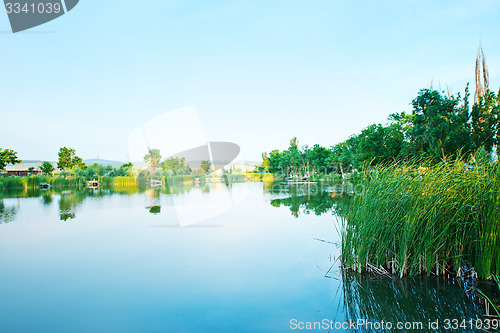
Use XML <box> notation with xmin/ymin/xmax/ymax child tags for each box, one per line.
<box><xmin>341</xmin><ymin>158</ymin><xmax>500</xmax><ymax>279</ymax></box>
<box><xmin>0</xmin><ymin>173</ymin><xmax>247</xmax><ymax>191</ymax></box>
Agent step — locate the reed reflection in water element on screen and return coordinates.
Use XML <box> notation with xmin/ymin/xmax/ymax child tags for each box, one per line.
<box><xmin>265</xmin><ymin>181</ymin><xmax>497</xmax><ymax>331</ymax></box>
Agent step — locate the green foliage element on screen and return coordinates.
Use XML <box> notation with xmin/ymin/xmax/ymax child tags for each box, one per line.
<box><xmin>40</xmin><ymin>161</ymin><xmax>55</xmax><ymax>175</ymax></box>
<box><xmin>224</xmin><ymin>174</ymin><xmax>246</xmax><ymax>182</ymax></box>
<box><xmin>165</xmin><ymin>175</ymin><xmax>194</xmax><ymax>185</ymax></box>
<box><xmin>341</xmin><ymin>157</ymin><xmax>500</xmax><ymax>278</ymax></box>
<box><xmin>406</xmin><ymin>88</ymin><xmax>472</xmax><ymax>160</ymax></box>
<box><xmin>471</xmin><ymin>88</ymin><xmax>500</xmax><ymax>152</ymax></box>
<box><xmin>0</xmin><ymin>176</ymin><xmax>26</xmax><ymax>190</ymax></box>
<box><xmin>162</xmin><ymin>157</ymin><xmax>187</xmax><ymax>175</ymax></box>
<box><xmin>329</xmin><ymin>141</ymin><xmax>357</xmax><ymax>177</ymax></box>
<box><xmin>355</xmin><ymin>123</ymin><xmax>407</xmax><ymax>165</ymax></box>
<box><xmin>100</xmin><ymin>176</ymin><xmax>114</xmax><ymax>186</ymax></box>
<box><xmin>144</xmin><ymin>148</ymin><xmax>161</xmax><ymax>168</ymax></box>
<box><xmin>270</xmin><ymin>186</ymin><xmax>350</xmax><ymax>218</ymax></box>
<box><xmin>112</xmin><ymin>176</ymin><xmax>137</xmax><ymax>187</ymax></box>
<box><xmin>263</xmin><ymin>84</ymin><xmax>500</xmax><ymax>180</ymax></box>
<box><xmin>0</xmin><ymin>148</ymin><xmax>21</xmax><ymax>170</ymax></box>
<box><xmin>26</xmin><ymin>175</ymin><xmax>42</xmax><ymax>188</ymax></box>
<box><xmin>200</xmin><ymin>160</ymin><xmax>212</xmax><ymax>175</ymax></box>
<box><xmin>57</xmin><ymin>147</ymin><xmax>85</xmax><ymax>170</ymax></box>
<box><xmin>266</xmin><ymin>138</ymin><xmax>337</xmax><ymax>177</ymax></box>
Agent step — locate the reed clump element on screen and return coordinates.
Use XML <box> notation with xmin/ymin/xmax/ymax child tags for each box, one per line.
<box><xmin>112</xmin><ymin>176</ymin><xmax>137</xmax><ymax>187</ymax></box>
<box><xmin>0</xmin><ymin>176</ymin><xmax>27</xmax><ymax>190</ymax></box>
<box><xmin>341</xmin><ymin>158</ymin><xmax>500</xmax><ymax>279</ymax></box>
<box><xmin>166</xmin><ymin>175</ymin><xmax>194</xmax><ymax>185</ymax></box>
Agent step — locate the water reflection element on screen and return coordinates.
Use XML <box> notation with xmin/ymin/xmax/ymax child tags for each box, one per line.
<box><xmin>266</xmin><ymin>181</ymin><xmax>498</xmax><ymax>331</ymax></box>
<box><xmin>41</xmin><ymin>192</ymin><xmax>53</xmax><ymax>206</ymax></box>
<box><xmin>1</xmin><ymin>181</ymin><xmax>498</xmax><ymax>332</ymax></box>
<box><xmin>0</xmin><ymin>184</ymin><xmax>221</xmax><ymax>221</ymax></box>
<box><xmin>145</xmin><ymin>189</ymin><xmax>161</xmax><ymax>214</ymax></box>
<box><xmin>340</xmin><ymin>270</ymin><xmax>494</xmax><ymax>333</ymax></box>
<box><xmin>0</xmin><ymin>200</ymin><xmax>16</xmax><ymax>224</ymax></box>
<box><xmin>266</xmin><ymin>182</ymin><xmax>351</xmax><ymax>218</ymax></box>
<box><xmin>59</xmin><ymin>191</ymin><xmax>88</xmax><ymax>221</ymax></box>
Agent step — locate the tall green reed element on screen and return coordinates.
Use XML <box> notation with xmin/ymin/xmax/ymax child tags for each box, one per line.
<box><xmin>341</xmin><ymin>158</ymin><xmax>500</xmax><ymax>278</ymax></box>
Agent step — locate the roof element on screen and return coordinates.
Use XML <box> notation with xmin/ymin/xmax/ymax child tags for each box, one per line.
<box><xmin>4</xmin><ymin>162</ymin><xmax>57</xmax><ymax>172</ymax></box>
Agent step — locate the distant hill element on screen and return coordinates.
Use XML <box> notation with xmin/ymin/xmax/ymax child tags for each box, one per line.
<box><xmin>83</xmin><ymin>159</ymin><xmax>125</xmax><ymax>167</ymax></box>
<box><xmin>18</xmin><ymin>159</ymin><xmax>46</xmax><ymax>163</ymax></box>
<box><xmin>18</xmin><ymin>159</ymin><xmax>258</xmax><ymax>170</ymax></box>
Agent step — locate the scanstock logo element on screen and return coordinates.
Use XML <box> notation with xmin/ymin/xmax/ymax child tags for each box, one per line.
<box><xmin>4</xmin><ymin>0</ymin><xmax>79</xmax><ymax>33</ymax></box>
<box><xmin>128</xmin><ymin>105</ymin><xmax>246</xmax><ymax>227</ymax></box>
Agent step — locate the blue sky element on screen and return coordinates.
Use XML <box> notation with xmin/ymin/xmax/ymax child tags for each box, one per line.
<box><xmin>1</xmin><ymin>0</ymin><xmax>499</xmax><ymax>162</ymax></box>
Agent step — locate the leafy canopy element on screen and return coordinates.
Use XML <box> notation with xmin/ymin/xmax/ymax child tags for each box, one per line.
<box><xmin>200</xmin><ymin>160</ymin><xmax>212</xmax><ymax>175</ymax></box>
<box><xmin>0</xmin><ymin>148</ymin><xmax>21</xmax><ymax>170</ymax></box>
<box><xmin>144</xmin><ymin>148</ymin><xmax>162</xmax><ymax>168</ymax></box>
<box><xmin>40</xmin><ymin>161</ymin><xmax>54</xmax><ymax>175</ymax></box>
<box><xmin>57</xmin><ymin>147</ymin><xmax>85</xmax><ymax>170</ymax></box>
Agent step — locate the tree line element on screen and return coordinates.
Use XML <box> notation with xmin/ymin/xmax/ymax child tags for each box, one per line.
<box><xmin>257</xmin><ymin>85</ymin><xmax>500</xmax><ymax>178</ymax></box>
<box><xmin>142</xmin><ymin>148</ymin><xmax>212</xmax><ymax>175</ymax></box>
<box><xmin>1</xmin><ymin>145</ymin><xmax>214</xmax><ymax>178</ymax></box>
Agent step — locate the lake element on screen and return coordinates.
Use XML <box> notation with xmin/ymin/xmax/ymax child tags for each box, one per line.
<box><xmin>0</xmin><ymin>182</ymin><xmax>496</xmax><ymax>332</ymax></box>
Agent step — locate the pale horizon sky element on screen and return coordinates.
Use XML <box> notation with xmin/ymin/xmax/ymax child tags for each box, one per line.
<box><xmin>1</xmin><ymin>0</ymin><xmax>499</xmax><ymax>163</ymax></box>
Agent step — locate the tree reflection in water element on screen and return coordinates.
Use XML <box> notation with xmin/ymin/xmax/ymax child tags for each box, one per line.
<box><xmin>41</xmin><ymin>192</ymin><xmax>53</xmax><ymax>206</ymax></box>
<box><xmin>267</xmin><ymin>182</ymin><xmax>352</xmax><ymax>218</ymax></box>
<box><xmin>59</xmin><ymin>191</ymin><xmax>89</xmax><ymax>221</ymax></box>
<box><xmin>266</xmin><ymin>181</ymin><xmax>498</xmax><ymax>331</ymax></box>
<box><xmin>0</xmin><ymin>200</ymin><xmax>16</xmax><ymax>224</ymax></box>
<box><xmin>145</xmin><ymin>189</ymin><xmax>161</xmax><ymax>215</ymax></box>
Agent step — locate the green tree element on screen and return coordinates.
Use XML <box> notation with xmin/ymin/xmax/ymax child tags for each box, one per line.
<box><xmin>355</xmin><ymin>123</ymin><xmax>407</xmax><ymax>165</ymax></box>
<box><xmin>40</xmin><ymin>161</ymin><xmax>54</xmax><ymax>175</ymax></box>
<box><xmin>256</xmin><ymin>152</ymin><xmax>270</xmax><ymax>173</ymax></box>
<box><xmin>91</xmin><ymin>163</ymin><xmax>105</xmax><ymax>177</ymax></box>
<box><xmin>57</xmin><ymin>147</ymin><xmax>85</xmax><ymax>170</ymax></box>
<box><xmin>471</xmin><ymin>89</ymin><xmax>499</xmax><ymax>153</ymax></box>
<box><xmin>329</xmin><ymin>141</ymin><xmax>357</xmax><ymax>178</ymax></box>
<box><xmin>268</xmin><ymin>149</ymin><xmax>285</xmax><ymax>175</ymax></box>
<box><xmin>144</xmin><ymin>148</ymin><xmax>162</xmax><ymax>168</ymax></box>
<box><xmin>0</xmin><ymin>148</ymin><xmax>21</xmax><ymax>170</ymax></box>
<box><xmin>200</xmin><ymin>160</ymin><xmax>212</xmax><ymax>175</ymax></box>
<box><xmin>408</xmin><ymin>89</ymin><xmax>471</xmax><ymax>160</ymax></box>
<box><xmin>162</xmin><ymin>157</ymin><xmax>186</xmax><ymax>175</ymax></box>
<box><xmin>307</xmin><ymin>144</ymin><xmax>331</xmax><ymax>175</ymax></box>
<box><xmin>287</xmin><ymin>137</ymin><xmax>302</xmax><ymax>175</ymax></box>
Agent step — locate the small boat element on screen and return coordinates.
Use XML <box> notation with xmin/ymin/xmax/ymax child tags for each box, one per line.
<box><xmin>149</xmin><ymin>179</ymin><xmax>162</xmax><ymax>187</ymax></box>
<box><xmin>86</xmin><ymin>180</ymin><xmax>101</xmax><ymax>188</ymax></box>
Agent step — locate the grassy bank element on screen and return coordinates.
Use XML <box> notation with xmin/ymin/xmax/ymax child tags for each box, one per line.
<box><xmin>246</xmin><ymin>172</ymin><xmax>274</xmax><ymax>182</ymax></box>
<box><xmin>0</xmin><ymin>174</ymin><xmax>248</xmax><ymax>191</ymax></box>
<box><xmin>0</xmin><ymin>175</ymin><xmax>88</xmax><ymax>190</ymax></box>
<box><xmin>341</xmin><ymin>159</ymin><xmax>500</xmax><ymax>279</ymax></box>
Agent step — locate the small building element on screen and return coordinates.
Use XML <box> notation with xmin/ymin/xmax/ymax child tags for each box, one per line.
<box><xmin>4</xmin><ymin>162</ymin><xmax>44</xmax><ymax>176</ymax></box>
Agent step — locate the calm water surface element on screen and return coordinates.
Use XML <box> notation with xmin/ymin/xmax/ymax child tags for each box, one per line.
<box><xmin>0</xmin><ymin>182</ymin><xmax>495</xmax><ymax>332</ymax></box>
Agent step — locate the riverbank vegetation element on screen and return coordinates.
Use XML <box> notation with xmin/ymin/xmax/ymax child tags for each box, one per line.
<box><xmin>0</xmin><ymin>143</ymin><xmax>248</xmax><ymax>190</ymax></box>
<box><xmin>341</xmin><ymin>158</ymin><xmax>500</xmax><ymax>279</ymax></box>
<box><xmin>337</xmin><ymin>51</ymin><xmax>500</xmax><ymax>279</ymax></box>
<box><xmin>257</xmin><ymin>83</ymin><xmax>499</xmax><ymax>179</ymax></box>
<box><xmin>257</xmin><ymin>49</ymin><xmax>499</xmax><ymax>179</ymax></box>
<box><xmin>259</xmin><ymin>49</ymin><xmax>500</xmax><ymax>283</ymax></box>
